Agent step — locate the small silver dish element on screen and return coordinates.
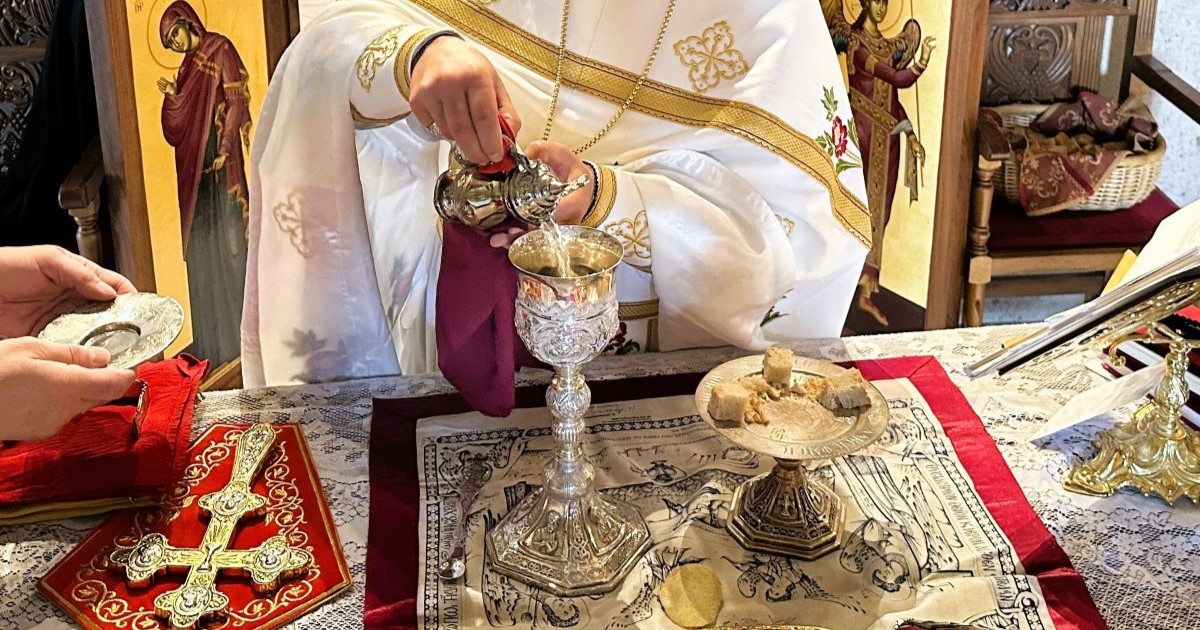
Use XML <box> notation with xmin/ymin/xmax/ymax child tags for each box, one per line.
<box><xmin>38</xmin><ymin>293</ymin><xmax>185</xmax><ymax>370</ymax></box>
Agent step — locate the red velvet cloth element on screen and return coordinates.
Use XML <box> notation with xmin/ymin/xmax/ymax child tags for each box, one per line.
<box><xmin>159</xmin><ymin>0</ymin><xmax>251</xmax><ymax>251</ymax></box>
<box><xmin>364</xmin><ymin>359</ymin><xmax>1106</xmax><ymax>630</ymax></box>
<box><xmin>990</xmin><ymin>188</ymin><xmax>1178</xmax><ymax>252</ymax></box>
<box><xmin>476</xmin><ymin>115</ymin><xmax>518</xmax><ymax>176</ymax></box>
<box><xmin>435</xmin><ymin>115</ymin><xmax>537</xmax><ymax>418</ymax></box>
<box><xmin>0</xmin><ymin>355</ymin><xmax>207</xmax><ymax>507</ymax></box>
<box><xmin>38</xmin><ymin>422</ymin><xmax>352</xmax><ymax>630</ymax></box>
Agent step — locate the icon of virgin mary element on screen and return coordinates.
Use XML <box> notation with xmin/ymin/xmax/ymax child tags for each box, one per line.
<box><xmin>156</xmin><ymin>0</ymin><xmax>250</xmax><ymax>366</ymax></box>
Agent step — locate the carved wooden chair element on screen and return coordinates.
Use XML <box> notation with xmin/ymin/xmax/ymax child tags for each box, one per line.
<box><xmin>964</xmin><ymin>112</ymin><xmax>1181</xmax><ymax>325</ymax></box>
<box><xmin>0</xmin><ymin>0</ymin><xmax>108</xmax><ymax>264</ymax></box>
<box><xmin>59</xmin><ymin>138</ymin><xmax>105</xmax><ymax>263</ymax></box>
<box><xmin>964</xmin><ymin>0</ymin><xmax>1200</xmax><ymax>326</ymax></box>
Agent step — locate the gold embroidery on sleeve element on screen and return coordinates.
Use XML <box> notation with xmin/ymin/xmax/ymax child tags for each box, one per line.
<box><xmin>618</xmin><ymin>299</ymin><xmax>659</xmax><ymax>320</ymax></box>
<box><xmin>672</xmin><ymin>21</ymin><xmax>749</xmax><ymax>94</ymax></box>
<box><xmin>606</xmin><ymin>210</ymin><xmax>651</xmax><ymax>273</ymax></box>
<box><xmin>619</xmin><ymin>299</ymin><xmax>661</xmax><ymax>352</ymax></box>
<box><xmin>394</xmin><ymin>27</ymin><xmax>442</xmax><ymax>100</ymax></box>
<box><xmin>357</xmin><ymin>26</ymin><xmax>406</xmax><ymax>92</ymax></box>
<box><xmin>582</xmin><ymin>164</ymin><xmax>617</xmax><ymax>228</ymax></box>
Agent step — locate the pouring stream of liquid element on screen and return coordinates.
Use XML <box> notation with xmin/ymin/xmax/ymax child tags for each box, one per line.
<box><xmin>539</xmin><ymin>219</ymin><xmax>575</xmax><ymax>279</ymax></box>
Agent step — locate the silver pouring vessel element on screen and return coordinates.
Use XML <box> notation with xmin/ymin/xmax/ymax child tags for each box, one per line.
<box><xmin>484</xmin><ymin>225</ymin><xmax>652</xmax><ymax>596</ymax></box>
<box><xmin>433</xmin><ymin>144</ymin><xmax>590</xmax><ymax>229</ymax></box>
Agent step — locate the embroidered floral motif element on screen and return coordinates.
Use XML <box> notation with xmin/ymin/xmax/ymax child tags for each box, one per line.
<box><xmin>356</xmin><ymin>26</ymin><xmax>405</xmax><ymax>91</ymax></box>
<box><xmin>604</xmin><ymin>322</ymin><xmax>641</xmax><ymax>355</ymax></box>
<box><xmin>672</xmin><ymin>21</ymin><xmax>749</xmax><ymax>94</ymax></box>
<box><xmin>775</xmin><ymin>214</ymin><xmax>795</xmax><ymax>237</ymax></box>
<box><xmin>760</xmin><ymin>307</ymin><xmax>786</xmax><ymax>327</ymax></box>
<box><xmin>831</xmin><ymin>117</ymin><xmax>850</xmax><ymax>157</ymax></box>
<box><xmin>606</xmin><ymin>210</ymin><xmax>651</xmax><ymax>272</ymax></box>
<box><xmin>761</xmin><ymin>291</ymin><xmax>791</xmax><ymax>327</ymax></box>
<box><xmin>815</xmin><ymin>86</ymin><xmax>863</xmax><ymax>175</ymax></box>
<box><xmin>271</xmin><ymin>192</ymin><xmax>312</xmax><ymax>257</ymax></box>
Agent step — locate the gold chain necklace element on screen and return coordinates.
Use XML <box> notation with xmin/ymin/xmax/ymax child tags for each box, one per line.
<box><xmin>540</xmin><ymin>0</ymin><xmax>677</xmax><ymax>155</ymax></box>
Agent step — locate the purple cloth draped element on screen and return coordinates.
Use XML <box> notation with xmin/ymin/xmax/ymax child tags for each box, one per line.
<box><xmin>435</xmin><ymin>221</ymin><xmax>539</xmax><ymax>417</ymax></box>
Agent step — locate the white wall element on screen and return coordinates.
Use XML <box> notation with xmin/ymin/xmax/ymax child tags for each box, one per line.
<box><xmin>1141</xmin><ymin>0</ymin><xmax>1200</xmax><ymax>207</ymax></box>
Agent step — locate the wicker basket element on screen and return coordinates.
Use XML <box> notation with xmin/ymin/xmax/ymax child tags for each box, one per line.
<box><xmin>992</xmin><ymin>103</ymin><xmax>1165</xmax><ymax>212</ymax></box>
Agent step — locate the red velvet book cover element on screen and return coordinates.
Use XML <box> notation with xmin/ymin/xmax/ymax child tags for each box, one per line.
<box><xmin>38</xmin><ymin>423</ymin><xmax>350</xmax><ymax>630</ymax></box>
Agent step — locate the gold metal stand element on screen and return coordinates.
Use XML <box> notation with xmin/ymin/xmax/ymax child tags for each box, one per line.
<box><xmin>1064</xmin><ymin>324</ymin><xmax>1200</xmax><ymax>504</ymax></box>
<box><xmin>727</xmin><ymin>459</ymin><xmax>844</xmax><ymax>560</ymax></box>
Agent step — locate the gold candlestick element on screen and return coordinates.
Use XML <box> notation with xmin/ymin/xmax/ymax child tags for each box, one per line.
<box><xmin>1064</xmin><ymin>324</ymin><xmax>1200</xmax><ymax>504</ymax></box>
<box><xmin>108</xmin><ymin>423</ymin><xmax>313</xmax><ymax>628</ymax></box>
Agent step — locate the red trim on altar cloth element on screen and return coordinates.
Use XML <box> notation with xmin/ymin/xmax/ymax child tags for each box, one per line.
<box><xmin>365</xmin><ymin>359</ymin><xmax>1106</xmax><ymax>630</ymax></box>
<box><xmin>853</xmin><ymin>357</ymin><xmax>1107</xmax><ymax>630</ymax></box>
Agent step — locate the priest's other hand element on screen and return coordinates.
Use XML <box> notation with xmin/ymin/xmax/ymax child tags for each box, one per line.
<box><xmin>0</xmin><ymin>245</ymin><xmax>137</xmax><ymax>338</ymax></box>
<box><xmin>410</xmin><ymin>35</ymin><xmax>522</xmax><ymax>165</ymax></box>
<box><xmin>490</xmin><ymin>141</ymin><xmax>595</xmax><ymax>249</ymax></box>
<box><xmin>0</xmin><ymin>338</ymin><xmax>135</xmax><ymax>441</ymax></box>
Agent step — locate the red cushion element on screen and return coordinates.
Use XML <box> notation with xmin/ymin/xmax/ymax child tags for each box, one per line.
<box><xmin>990</xmin><ymin>188</ymin><xmax>1179</xmax><ymax>252</ymax></box>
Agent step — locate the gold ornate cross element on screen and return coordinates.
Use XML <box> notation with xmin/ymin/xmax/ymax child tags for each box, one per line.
<box><xmin>109</xmin><ymin>423</ymin><xmax>313</xmax><ymax>629</ymax></box>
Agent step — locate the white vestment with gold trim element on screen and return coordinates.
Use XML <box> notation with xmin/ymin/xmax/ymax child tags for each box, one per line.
<box><xmin>242</xmin><ymin>0</ymin><xmax>869</xmax><ymax>386</ymax></box>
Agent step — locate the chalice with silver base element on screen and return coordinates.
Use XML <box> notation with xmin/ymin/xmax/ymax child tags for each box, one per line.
<box><xmin>484</xmin><ymin>225</ymin><xmax>652</xmax><ymax>596</ymax></box>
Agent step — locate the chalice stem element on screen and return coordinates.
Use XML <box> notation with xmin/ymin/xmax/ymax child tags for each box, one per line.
<box><xmin>546</xmin><ymin>364</ymin><xmax>593</xmax><ymax>499</ymax></box>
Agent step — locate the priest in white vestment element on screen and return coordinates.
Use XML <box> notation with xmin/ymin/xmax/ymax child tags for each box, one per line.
<box><xmin>242</xmin><ymin>0</ymin><xmax>872</xmax><ymax>386</ymax></box>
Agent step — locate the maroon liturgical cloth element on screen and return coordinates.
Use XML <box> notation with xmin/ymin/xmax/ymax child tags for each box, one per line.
<box><xmin>436</xmin><ymin>221</ymin><xmax>538</xmax><ymax>417</ymax></box>
<box><xmin>435</xmin><ymin>115</ymin><xmax>537</xmax><ymax>417</ymax></box>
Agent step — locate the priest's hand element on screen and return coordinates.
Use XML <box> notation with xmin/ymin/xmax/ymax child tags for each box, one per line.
<box><xmin>0</xmin><ymin>338</ymin><xmax>135</xmax><ymax>441</ymax></box>
<box><xmin>0</xmin><ymin>246</ymin><xmax>137</xmax><ymax>339</ymax></box>
<box><xmin>410</xmin><ymin>35</ymin><xmax>522</xmax><ymax>165</ymax></box>
<box><xmin>490</xmin><ymin>141</ymin><xmax>595</xmax><ymax>249</ymax></box>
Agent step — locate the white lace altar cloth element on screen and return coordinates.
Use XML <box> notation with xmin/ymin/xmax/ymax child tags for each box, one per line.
<box><xmin>1</xmin><ymin>325</ymin><xmax>1197</xmax><ymax>630</ymax></box>
<box><xmin>416</xmin><ymin>383</ymin><xmax>1058</xmax><ymax>630</ymax></box>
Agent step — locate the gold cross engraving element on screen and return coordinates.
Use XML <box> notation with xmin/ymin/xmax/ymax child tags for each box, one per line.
<box><xmin>108</xmin><ymin>423</ymin><xmax>313</xmax><ymax>628</ymax></box>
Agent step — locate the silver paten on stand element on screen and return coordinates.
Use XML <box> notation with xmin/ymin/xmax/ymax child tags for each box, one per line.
<box><xmin>485</xmin><ymin>226</ymin><xmax>652</xmax><ymax>596</ymax></box>
<box><xmin>697</xmin><ymin>356</ymin><xmax>890</xmax><ymax>560</ymax></box>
